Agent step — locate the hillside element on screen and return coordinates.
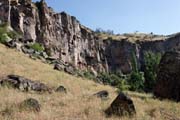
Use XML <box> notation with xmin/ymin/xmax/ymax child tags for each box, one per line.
<box><xmin>0</xmin><ymin>44</ymin><xmax>179</xmax><ymax>120</ymax></box>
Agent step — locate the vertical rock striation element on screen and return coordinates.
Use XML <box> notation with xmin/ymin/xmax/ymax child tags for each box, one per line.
<box><xmin>0</xmin><ymin>0</ymin><xmax>180</xmax><ymax>74</ymax></box>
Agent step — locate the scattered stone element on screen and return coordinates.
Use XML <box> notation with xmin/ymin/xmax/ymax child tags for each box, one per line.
<box><xmin>5</xmin><ymin>40</ymin><xmax>16</xmax><ymax>48</ymax></box>
<box><xmin>94</xmin><ymin>90</ymin><xmax>109</xmax><ymax>100</ymax></box>
<box><xmin>154</xmin><ymin>51</ymin><xmax>180</xmax><ymax>102</ymax></box>
<box><xmin>40</xmin><ymin>52</ymin><xmax>48</xmax><ymax>59</ymax></box>
<box><xmin>21</xmin><ymin>46</ymin><xmax>35</xmax><ymax>54</ymax></box>
<box><xmin>64</xmin><ymin>66</ymin><xmax>76</xmax><ymax>75</ymax></box>
<box><xmin>19</xmin><ymin>98</ymin><xmax>41</xmax><ymax>112</ymax></box>
<box><xmin>56</xmin><ymin>85</ymin><xmax>67</xmax><ymax>93</ymax></box>
<box><xmin>105</xmin><ymin>92</ymin><xmax>136</xmax><ymax>117</ymax></box>
<box><xmin>54</xmin><ymin>63</ymin><xmax>65</xmax><ymax>71</ymax></box>
<box><xmin>0</xmin><ymin>75</ymin><xmax>51</xmax><ymax>93</ymax></box>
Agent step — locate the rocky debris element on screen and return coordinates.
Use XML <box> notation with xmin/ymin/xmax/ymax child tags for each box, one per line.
<box><xmin>105</xmin><ymin>92</ymin><xmax>136</xmax><ymax>117</ymax></box>
<box><xmin>54</xmin><ymin>63</ymin><xmax>65</xmax><ymax>71</ymax></box>
<box><xmin>54</xmin><ymin>62</ymin><xmax>76</xmax><ymax>75</ymax></box>
<box><xmin>21</xmin><ymin>46</ymin><xmax>35</xmax><ymax>54</ymax></box>
<box><xmin>0</xmin><ymin>75</ymin><xmax>51</xmax><ymax>93</ymax></box>
<box><xmin>56</xmin><ymin>85</ymin><xmax>67</xmax><ymax>93</ymax></box>
<box><xmin>94</xmin><ymin>90</ymin><xmax>109</xmax><ymax>100</ymax></box>
<box><xmin>19</xmin><ymin>98</ymin><xmax>41</xmax><ymax>112</ymax></box>
<box><xmin>154</xmin><ymin>51</ymin><xmax>180</xmax><ymax>101</ymax></box>
<box><xmin>64</xmin><ymin>66</ymin><xmax>76</xmax><ymax>75</ymax></box>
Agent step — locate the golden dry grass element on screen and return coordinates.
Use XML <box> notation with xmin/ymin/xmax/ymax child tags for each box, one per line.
<box><xmin>0</xmin><ymin>44</ymin><xmax>179</xmax><ymax>120</ymax></box>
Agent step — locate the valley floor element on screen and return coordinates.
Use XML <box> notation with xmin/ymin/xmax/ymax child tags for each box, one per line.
<box><xmin>0</xmin><ymin>44</ymin><xmax>179</xmax><ymax>120</ymax></box>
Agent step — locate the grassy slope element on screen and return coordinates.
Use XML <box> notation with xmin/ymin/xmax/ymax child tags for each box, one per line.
<box><xmin>0</xmin><ymin>44</ymin><xmax>179</xmax><ymax>120</ymax></box>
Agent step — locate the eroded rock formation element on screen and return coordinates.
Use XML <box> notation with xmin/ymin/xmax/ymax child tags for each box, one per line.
<box><xmin>154</xmin><ymin>51</ymin><xmax>180</xmax><ymax>101</ymax></box>
<box><xmin>1</xmin><ymin>0</ymin><xmax>180</xmax><ymax>74</ymax></box>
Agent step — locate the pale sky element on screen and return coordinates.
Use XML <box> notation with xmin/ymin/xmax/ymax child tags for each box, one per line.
<box><xmin>32</xmin><ymin>0</ymin><xmax>180</xmax><ymax>35</ymax></box>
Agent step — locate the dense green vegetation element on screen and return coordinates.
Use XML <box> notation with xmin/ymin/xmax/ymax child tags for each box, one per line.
<box><xmin>29</xmin><ymin>43</ymin><xmax>45</xmax><ymax>52</ymax></box>
<box><xmin>144</xmin><ymin>51</ymin><xmax>161</xmax><ymax>92</ymax></box>
<box><xmin>81</xmin><ymin>51</ymin><xmax>161</xmax><ymax>93</ymax></box>
<box><xmin>0</xmin><ymin>23</ymin><xmax>20</xmax><ymax>44</ymax></box>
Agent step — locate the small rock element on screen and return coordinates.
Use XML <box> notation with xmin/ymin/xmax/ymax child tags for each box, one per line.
<box><xmin>56</xmin><ymin>85</ymin><xmax>67</xmax><ymax>93</ymax></box>
<box><xmin>21</xmin><ymin>46</ymin><xmax>35</xmax><ymax>54</ymax></box>
<box><xmin>19</xmin><ymin>98</ymin><xmax>41</xmax><ymax>112</ymax></box>
<box><xmin>64</xmin><ymin>66</ymin><xmax>76</xmax><ymax>75</ymax></box>
<box><xmin>5</xmin><ymin>40</ymin><xmax>16</xmax><ymax>48</ymax></box>
<box><xmin>105</xmin><ymin>92</ymin><xmax>136</xmax><ymax>117</ymax></box>
<box><xmin>94</xmin><ymin>90</ymin><xmax>109</xmax><ymax>100</ymax></box>
<box><xmin>40</xmin><ymin>52</ymin><xmax>48</xmax><ymax>58</ymax></box>
<box><xmin>54</xmin><ymin>63</ymin><xmax>65</xmax><ymax>71</ymax></box>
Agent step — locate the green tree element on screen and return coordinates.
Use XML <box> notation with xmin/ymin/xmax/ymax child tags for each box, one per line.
<box><xmin>144</xmin><ymin>51</ymin><xmax>161</xmax><ymax>92</ymax></box>
<box><xmin>128</xmin><ymin>52</ymin><xmax>145</xmax><ymax>92</ymax></box>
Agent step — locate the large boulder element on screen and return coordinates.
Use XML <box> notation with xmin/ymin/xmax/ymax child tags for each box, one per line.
<box><xmin>0</xmin><ymin>75</ymin><xmax>51</xmax><ymax>93</ymax></box>
<box><xmin>19</xmin><ymin>98</ymin><xmax>41</xmax><ymax>112</ymax></box>
<box><xmin>105</xmin><ymin>92</ymin><xmax>136</xmax><ymax>117</ymax></box>
<box><xmin>154</xmin><ymin>51</ymin><xmax>180</xmax><ymax>101</ymax></box>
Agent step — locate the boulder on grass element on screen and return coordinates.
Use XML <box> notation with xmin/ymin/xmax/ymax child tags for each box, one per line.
<box><xmin>154</xmin><ymin>51</ymin><xmax>180</xmax><ymax>101</ymax></box>
<box><xmin>56</xmin><ymin>85</ymin><xmax>67</xmax><ymax>93</ymax></box>
<box><xmin>105</xmin><ymin>92</ymin><xmax>136</xmax><ymax>117</ymax></box>
<box><xmin>0</xmin><ymin>75</ymin><xmax>51</xmax><ymax>93</ymax></box>
<box><xmin>94</xmin><ymin>90</ymin><xmax>109</xmax><ymax>100</ymax></box>
<box><xmin>19</xmin><ymin>98</ymin><xmax>41</xmax><ymax>112</ymax></box>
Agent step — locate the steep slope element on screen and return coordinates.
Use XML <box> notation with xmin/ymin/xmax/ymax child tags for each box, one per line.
<box><xmin>0</xmin><ymin>44</ymin><xmax>180</xmax><ymax>120</ymax></box>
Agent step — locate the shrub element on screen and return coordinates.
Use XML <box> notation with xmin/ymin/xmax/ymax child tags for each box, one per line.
<box><xmin>128</xmin><ymin>52</ymin><xmax>145</xmax><ymax>92</ymax></box>
<box><xmin>117</xmin><ymin>78</ymin><xmax>130</xmax><ymax>91</ymax></box>
<box><xmin>82</xmin><ymin>71</ymin><xmax>96</xmax><ymax>80</ymax></box>
<box><xmin>144</xmin><ymin>51</ymin><xmax>161</xmax><ymax>92</ymax></box>
<box><xmin>0</xmin><ymin>34</ymin><xmax>9</xmax><ymax>44</ymax></box>
<box><xmin>29</xmin><ymin>43</ymin><xmax>44</xmax><ymax>52</ymax></box>
<box><xmin>0</xmin><ymin>23</ymin><xmax>21</xmax><ymax>44</ymax></box>
<box><xmin>128</xmin><ymin>71</ymin><xmax>145</xmax><ymax>92</ymax></box>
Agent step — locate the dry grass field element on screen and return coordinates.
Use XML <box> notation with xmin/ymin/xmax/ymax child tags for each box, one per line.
<box><xmin>0</xmin><ymin>44</ymin><xmax>179</xmax><ymax>120</ymax></box>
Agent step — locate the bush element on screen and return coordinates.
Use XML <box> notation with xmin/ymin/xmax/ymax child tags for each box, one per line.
<box><xmin>117</xmin><ymin>79</ymin><xmax>130</xmax><ymax>91</ymax></box>
<box><xmin>82</xmin><ymin>71</ymin><xmax>96</xmax><ymax>80</ymax></box>
<box><xmin>29</xmin><ymin>43</ymin><xmax>44</xmax><ymax>52</ymax></box>
<box><xmin>128</xmin><ymin>52</ymin><xmax>145</xmax><ymax>92</ymax></box>
<box><xmin>144</xmin><ymin>51</ymin><xmax>161</xmax><ymax>92</ymax></box>
<box><xmin>128</xmin><ymin>71</ymin><xmax>145</xmax><ymax>92</ymax></box>
<box><xmin>97</xmin><ymin>72</ymin><xmax>128</xmax><ymax>87</ymax></box>
<box><xmin>0</xmin><ymin>34</ymin><xmax>9</xmax><ymax>44</ymax></box>
<box><xmin>0</xmin><ymin>23</ymin><xmax>21</xmax><ymax>44</ymax></box>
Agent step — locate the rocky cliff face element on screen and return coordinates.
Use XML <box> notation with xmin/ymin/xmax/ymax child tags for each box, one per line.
<box><xmin>1</xmin><ymin>0</ymin><xmax>180</xmax><ymax>74</ymax></box>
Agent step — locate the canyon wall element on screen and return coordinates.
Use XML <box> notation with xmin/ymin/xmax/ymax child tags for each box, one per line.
<box><xmin>1</xmin><ymin>0</ymin><xmax>180</xmax><ymax>74</ymax></box>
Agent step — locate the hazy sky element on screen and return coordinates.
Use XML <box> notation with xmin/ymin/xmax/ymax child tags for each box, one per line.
<box><xmin>32</xmin><ymin>0</ymin><xmax>180</xmax><ymax>35</ymax></box>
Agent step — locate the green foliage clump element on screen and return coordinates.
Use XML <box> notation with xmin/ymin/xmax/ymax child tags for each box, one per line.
<box><xmin>128</xmin><ymin>71</ymin><xmax>145</xmax><ymax>92</ymax></box>
<box><xmin>0</xmin><ymin>23</ymin><xmax>21</xmax><ymax>44</ymax></box>
<box><xmin>97</xmin><ymin>72</ymin><xmax>129</xmax><ymax>91</ymax></box>
<box><xmin>128</xmin><ymin>52</ymin><xmax>145</xmax><ymax>92</ymax></box>
<box><xmin>0</xmin><ymin>34</ymin><xmax>9</xmax><ymax>44</ymax></box>
<box><xmin>144</xmin><ymin>51</ymin><xmax>161</xmax><ymax>92</ymax></box>
<box><xmin>29</xmin><ymin>43</ymin><xmax>45</xmax><ymax>52</ymax></box>
<box><xmin>82</xmin><ymin>71</ymin><xmax>96</xmax><ymax>80</ymax></box>
<box><xmin>117</xmin><ymin>78</ymin><xmax>130</xmax><ymax>91</ymax></box>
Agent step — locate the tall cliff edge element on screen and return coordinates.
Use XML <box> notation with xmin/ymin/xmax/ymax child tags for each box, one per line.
<box><xmin>0</xmin><ymin>0</ymin><xmax>180</xmax><ymax>74</ymax></box>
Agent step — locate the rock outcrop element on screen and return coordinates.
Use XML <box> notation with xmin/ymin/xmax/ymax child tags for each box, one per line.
<box><xmin>154</xmin><ymin>51</ymin><xmax>180</xmax><ymax>101</ymax></box>
<box><xmin>105</xmin><ymin>92</ymin><xmax>136</xmax><ymax>116</ymax></box>
<box><xmin>0</xmin><ymin>75</ymin><xmax>51</xmax><ymax>92</ymax></box>
<box><xmin>1</xmin><ymin>0</ymin><xmax>180</xmax><ymax>74</ymax></box>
